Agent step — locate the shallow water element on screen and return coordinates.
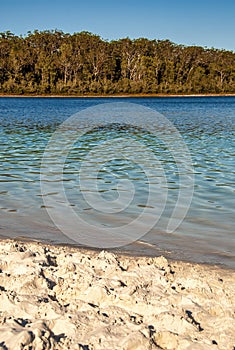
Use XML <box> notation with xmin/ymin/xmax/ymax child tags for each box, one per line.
<box><xmin>0</xmin><ymin>96</ymin><xmax>234</xmax><ymax>268</ymax></box>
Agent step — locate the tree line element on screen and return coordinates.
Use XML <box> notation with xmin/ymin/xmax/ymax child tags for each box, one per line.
<box><xmin>0</xmin><ymin>30</ymin><xmax>234</xmax><ymax>95</ymax></box>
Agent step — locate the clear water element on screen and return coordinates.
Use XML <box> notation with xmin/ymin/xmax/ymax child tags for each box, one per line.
<box><xmin>0</xmin><ymin>97</ymin><xmax>234</xmax><ymax>268</ymax></box>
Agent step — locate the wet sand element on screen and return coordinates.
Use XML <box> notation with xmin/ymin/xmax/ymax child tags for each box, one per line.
<box><xmin>0</xmin><ymin>239</ymin><xmax>234</xmax><ymax>349</ymax></box>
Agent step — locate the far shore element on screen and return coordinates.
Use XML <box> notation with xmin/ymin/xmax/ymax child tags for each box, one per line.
<box><xmin>0</xmin><ymin>93</ymin><xmax>235</xmax><ymax>98</ymax></box>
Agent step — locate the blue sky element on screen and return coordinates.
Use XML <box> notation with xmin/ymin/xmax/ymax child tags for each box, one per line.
<box><xmin>1</xmin><ymin>0</ymin><xmax>234</xmax><ymax>51</ymax></box>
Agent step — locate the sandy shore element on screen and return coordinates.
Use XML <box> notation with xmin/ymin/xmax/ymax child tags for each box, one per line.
<box><xmin>0</xmin><ymin>240</ymin><xmax>234</xmax><ymax>350</ymax></box>
<box><xmin>0</xmin><ymin>93</ymin><xmax>235</xmax><ymax>98</ymax></box>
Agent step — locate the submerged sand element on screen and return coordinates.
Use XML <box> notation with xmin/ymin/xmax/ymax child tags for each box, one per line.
<box><xmin>0</xmin><ymin>240</ymin><xmax>234</xmax><ymax>350</ymax></box>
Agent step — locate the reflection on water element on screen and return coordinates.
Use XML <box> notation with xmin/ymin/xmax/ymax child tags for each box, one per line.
<box><xmin>0</xmin><ymin>97</ymin><xmax>234</xmax><ymax>267</ymax></box>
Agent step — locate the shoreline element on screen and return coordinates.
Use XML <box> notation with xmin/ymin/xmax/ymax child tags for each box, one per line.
<box><xmin>0</xmin><ymin>238</ymin><xmax>234</xmax><ymax>349</ymax></box>
<box><xmin>0</xmin><ymin>93</ymin><xmax>235</xmax><ymax>98</ymax></box>
<box><xmin>1</xmin><ymin>236</ymin><xmax>234</xmax><ymax>271</ymax></box>
<box><xmin>1</xmin><ymin>236</ymin><xmax>234</xmax><ymax>272</ymax></box>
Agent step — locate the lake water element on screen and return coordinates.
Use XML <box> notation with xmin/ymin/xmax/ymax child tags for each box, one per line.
<box><xmin>0</xmin><ymin>96</ymin><xmax>234</xmax><ymax>268</ymax></box>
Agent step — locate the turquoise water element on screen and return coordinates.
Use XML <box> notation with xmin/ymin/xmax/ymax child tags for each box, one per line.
<box><xmin>0</xmin><ymin>97</ymin><xmax>234</xmax><ymax>267</ymax></box>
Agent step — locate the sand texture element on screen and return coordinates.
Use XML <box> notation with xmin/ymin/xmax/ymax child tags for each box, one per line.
<box><xmin>0</xmin><ymin>240</ymin><xmax>234</xmax><ymax>350</ymax></box>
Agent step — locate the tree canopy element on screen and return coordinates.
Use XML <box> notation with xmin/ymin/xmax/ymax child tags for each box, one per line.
<box><xmin>0</xmin><ymin>30</ymin><xmax>234</xmax><ymax>95</ymax></box>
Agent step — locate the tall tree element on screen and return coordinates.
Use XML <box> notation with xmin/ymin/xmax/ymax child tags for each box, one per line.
<box><xmin>0</xmin><ymin>30</ymin><xmax>234</xmax><ymax>95</ymax></box>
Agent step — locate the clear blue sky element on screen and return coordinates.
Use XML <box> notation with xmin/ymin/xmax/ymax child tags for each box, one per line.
<box><xmin>1</xmin><ymin>0</ymin><xmax>234</xmax><ymax>51</ymax></box>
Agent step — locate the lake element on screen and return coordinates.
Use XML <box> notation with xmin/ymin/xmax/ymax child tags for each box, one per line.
<box><xmin>0</xmin><ymin>96</ymin><xmax>234</xmax><ymax>268</ymax></box>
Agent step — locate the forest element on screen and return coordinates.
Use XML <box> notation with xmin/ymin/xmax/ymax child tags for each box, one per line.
<box><xmin>0</xmin><ymin>30</ymin><xmax>234</xmax><ymax>95</ymax></box>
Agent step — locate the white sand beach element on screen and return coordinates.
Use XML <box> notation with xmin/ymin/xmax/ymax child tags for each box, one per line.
<box><xmin>0</xmin><ymin>239</ymin><xmax>234</xmax><ymax>350</ymax></box>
